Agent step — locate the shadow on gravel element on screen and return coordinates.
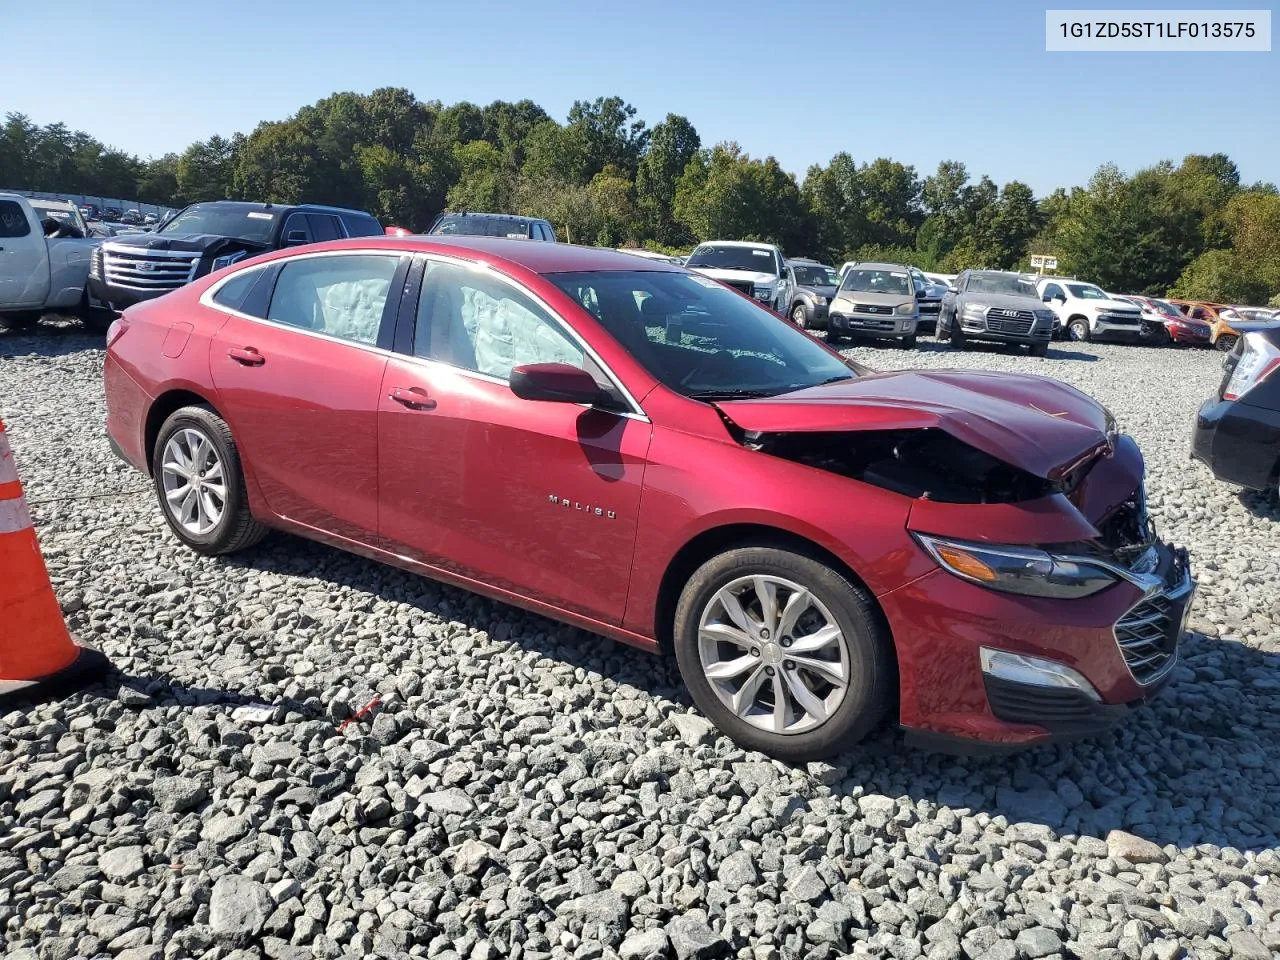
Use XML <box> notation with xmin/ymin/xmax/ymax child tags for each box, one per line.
<box><xmin>96</xmin><ymin>670</ymin><xmax>327</xmax><ymax>720</ymax></box>
<box><xmin>220</xmin><ymin>533</ymin><xmax>1280</xmax><ymax>856</ymax></box>
<box><xmin>1239</xmin><ymin>488</ymin><xmax>1280</xmax><ymax>520</ymax></box>
<box><xmin>830</xmin><ymin>629</ymin><xmax>1280</xmax><ymax>855</ymax></box>
<box><xmin>0</xmin><ymin>316</ymin><xmax>103</xmax><ymax>358</ymax></box>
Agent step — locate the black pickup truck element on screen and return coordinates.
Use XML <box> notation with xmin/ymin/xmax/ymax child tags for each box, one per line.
<box><xmin>88</xmin><ymin>200</ymin><xmax>382</xmax><ymax>310</ymax></box>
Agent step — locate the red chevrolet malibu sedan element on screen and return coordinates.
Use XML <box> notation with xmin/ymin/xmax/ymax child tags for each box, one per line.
<box><xmin>103</xmin><ymin>237</ymin><xmax>1194</xmax><ymax>760</ymax></box>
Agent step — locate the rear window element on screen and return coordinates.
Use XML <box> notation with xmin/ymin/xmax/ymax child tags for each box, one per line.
<box><xmin>341</xmin><ymin>213</ymin><xmax>384</xmax><ymax>238</ymax></box>
<box><xmin>0</xmin><ymin>200</ymin><xmax>31</xmax><ymax>238</ymax></box>
<box><xmin>429</xmin><ymin>214</ymin><xmax>531</xmax><ymax>238</ymax></box>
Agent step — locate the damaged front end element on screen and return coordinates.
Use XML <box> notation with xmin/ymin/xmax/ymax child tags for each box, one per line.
<box><xmin>732</xmin><ymin>426</ymin><xmax>1056</xmax><ymax>504</ymax></box>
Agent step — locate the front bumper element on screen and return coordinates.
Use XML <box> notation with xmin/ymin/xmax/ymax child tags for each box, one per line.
<box><xmin>1093</xmin><ymin>319</ymin><xmax>1143</xmax><ymax>340</ymax></box>
<box><xmin>1168</xmin><ymin>322</ymin><xmax>1211</xmax><ymax>345</ymax></box>
<box><xmin>88</xmin><ymin>275</ymin><xmax>166</xmax><ymax>310</ymax></box>
<box><xmin>882</xmin><ymin>536</ymin><xmax>1193</xmax><ymax>750</ymax></box>
<box><xmin>1192</xmin><ymin>394</ymin><xmax>1280</xmax><ymax>490</ymax></box>
<box><xmin>830</xmin><ymin>314</ymin><xmax>917</xmax><ymax>339</ymax></box>
<box><xmin>959</xmin><ymin>317</ymin><xmax>1052</xmax><ymax>345</ymax></box>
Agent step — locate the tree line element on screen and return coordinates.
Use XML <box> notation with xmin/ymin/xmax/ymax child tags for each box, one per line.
<box><xmin>3</xmin><ymin>90</ymin><xmax>1277</xmax><ymax>304</ymax></box>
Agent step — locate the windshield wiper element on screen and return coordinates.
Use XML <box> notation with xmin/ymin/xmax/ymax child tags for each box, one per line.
<box><xmin>687</xmin><ymin>388</ymin><xmax>778</xmax><ymax>401</ymax></box>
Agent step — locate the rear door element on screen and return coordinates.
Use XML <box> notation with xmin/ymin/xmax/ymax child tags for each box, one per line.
<box><xmin>377</xmin><ymin>257</ymin><xmax>651</xmax><ymax>624</ymax></box>
<box><xmin>209</xmin><ymin>250</ymin><xmax>408</xmax><ymax>542</ymax></box>
<box><xmin>0</xmin><ymin>197</ymin><xmax>50</xmax><ymax>309</ymax></box>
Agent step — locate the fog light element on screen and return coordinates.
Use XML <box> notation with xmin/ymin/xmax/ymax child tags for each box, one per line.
<box><xmin>979</xmin><ymin>648</ymin><xmax>1101</xmax><ymax>701</ymax></box>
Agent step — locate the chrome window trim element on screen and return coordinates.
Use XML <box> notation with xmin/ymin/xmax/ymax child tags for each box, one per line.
<box><xmin>198</xmin><ymin>249</ymin><xmax>405</xmax><ymax>351</ymax></box>
<box><xmin>197</xmin><ymin>248</ymin><xmax>652</xmax><ymax>423</ymax></box>
<box><xmin>412</xmin><ymin>252</ymin><xmax>649</xmax><ymax>422</ymax></box>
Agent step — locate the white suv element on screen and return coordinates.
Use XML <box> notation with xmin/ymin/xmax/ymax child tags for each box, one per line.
<box><xmin>1035</xmin><ymin>277</ymin><xmax>1143</xmax><ymax>342</ymax></box>
<box><xmin>685</xmin><ymin>241</ymin><xmax>791</xmax><ymax>314</ymax></box>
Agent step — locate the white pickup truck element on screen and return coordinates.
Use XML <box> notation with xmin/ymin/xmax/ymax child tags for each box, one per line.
<box><xmin>0</xmin><ymin>192</ymin><xmax>111</xmax><ymax>332</ymax></box>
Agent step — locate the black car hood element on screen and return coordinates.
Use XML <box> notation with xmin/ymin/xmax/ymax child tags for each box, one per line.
<box><xmin>105</xmin><ymin>232</ymin><xmax>270</xmax><ymax>255</ymax></box>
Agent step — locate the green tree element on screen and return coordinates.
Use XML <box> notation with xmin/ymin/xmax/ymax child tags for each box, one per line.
<box><xmin>635</xmin><ymin>114</ymin><xmax>700</xmax><ymax>244</ymax></box>
<box><xmin>446</xmin><ymin>140</ymin><xmax>513</xmax><ymax>213</ymax></box>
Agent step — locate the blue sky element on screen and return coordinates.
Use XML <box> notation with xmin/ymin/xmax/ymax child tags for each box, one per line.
<box><xmin>4</xmin><ymin>0</ymin><xmax>1276</xmax><ymax>195</ymax></box>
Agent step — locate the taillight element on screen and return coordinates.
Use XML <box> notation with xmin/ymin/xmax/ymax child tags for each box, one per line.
<box><xmin>1223</xmin><ymin>333</ymin><xmax>1280</xmax><ymax>401</ymax></box>
<box><xmin>106</xmin><ymin>315</ymin><xmax>129</xmax><ymax>347</ymax></box>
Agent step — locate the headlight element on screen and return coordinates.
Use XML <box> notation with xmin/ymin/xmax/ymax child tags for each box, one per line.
<box><xmin>914</xmin><ymin>534</ymin><xmax>1117</xmax><ymax>599</ymax></box>
<box><xmin>212</xmin><ymin>251</ymin><xmax>248</xmax><ymax>272</ymax></box>
<box><xmin>814</xmin><ymin>296</ymin><xmax>827</xmax><ymax>305</ymax></box>
<box><xmin>752</xmin><ymin>283</ymin><xmax>774</xmax><ymax>301</ymax></box>
<box><xmin>962</xmin><ymin>302</ymin><xmax>988</xmax><ymax>316</ymax></box>
<box><xmin>896</xmin><ymin>302</ymin><xmax>916</xmax><ymax>316</ymax></box>
<box><xmin>1034</xmin><ymin>310</ymin><xmax>1055</xmax><ymax>323</ymax></box>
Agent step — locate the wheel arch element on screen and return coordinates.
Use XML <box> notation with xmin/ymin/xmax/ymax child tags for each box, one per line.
<box><xmin>652</xmin><ymin>522</ymin><xmax>893</xmax><ymax>657</ymax></box>
<box><xmin>144</xmin><ymin>388</ymin><xmax>222</xmax><ymax>475</ymax></box>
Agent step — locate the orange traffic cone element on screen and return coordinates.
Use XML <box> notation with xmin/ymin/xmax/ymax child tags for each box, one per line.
<box><xmin>0</xmin><ymin>419</ymin><xmax>108</xmax><ymax>703</ymax></box>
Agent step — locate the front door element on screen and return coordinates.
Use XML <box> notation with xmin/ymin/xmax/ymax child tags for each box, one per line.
<box><xmin>209</xmin><ymin>251</ymin><xmax>404</xmax><ymax>542</ymax></box>
<box><xmin>378</xmin><ymin>258</ymin><xmax>651</xmax><ymax>625</ymax></box>
<box><xmin>0</xmin><ymin>198</ymin><xmax>49</xmax><ymax>309</ymax></box>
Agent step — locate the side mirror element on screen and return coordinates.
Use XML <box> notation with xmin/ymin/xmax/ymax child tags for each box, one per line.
<box><xmin>284</xmin><ymin>230</ymin><xmax>308</xmax><ymax>246</ymax></box>
<box><xmin>510</xmin><ymin>363</ymin><xmax>608</xmax><ymax>405</ymax></box>
<box><xmin>1042</xmin><ymin>294</ymin><xmax>1054</xmax><ymax>303</ymax></box>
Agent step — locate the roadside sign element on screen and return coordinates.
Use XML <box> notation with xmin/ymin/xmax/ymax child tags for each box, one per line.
<box><xmin>1030</xmin><ymin>255</ymin><xmax>1058</xmax><ymax>271</ymax></box>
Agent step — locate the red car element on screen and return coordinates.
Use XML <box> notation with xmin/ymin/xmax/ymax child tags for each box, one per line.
<box><xmin>103</xmin><ymin>237</ymin><xmax>1194</xmax><ymax>760</ymax></box>
<box><xmin>1115</xmin><ymin>295</ymin><xmax>1211</xmax><ymax>346</ymax></box>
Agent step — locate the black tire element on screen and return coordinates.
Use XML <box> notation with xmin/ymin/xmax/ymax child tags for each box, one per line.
<box><xmin>78</xmin><ymin>289</ymin><xmax>115</xmax><ymax>334</ymax></box>
<box><xmin>0</xmin><ymin>311</ymin><xmax>41</xmax><ymax>331</ymax></box>
<box><xmin>152</xmin><ymin>405</ymin><xmax>269</xmax><ymax>556</ymax></box>
<box><xmin>1029</xmin><ymin>342</ymin><xmax>1049</xmax><ymax>357</ymax></box>
<box><xmin>673</xmin><ymin>545</ymin><xmax>894</xmax><ymax>762</ymax></box>
<box><xmin>1215</xmin><ymin>334</ymin><xmax>1239</xmax><ymax>353</ymax></box>
<box><xmin>949</xmin><ymin>315</ymin><xmax>967</xmax><ymax>350</ymax></box>
<box><xmin>901</xmin><ymin>334</ymin><xmax>917</xmax><ymax>350</ymax></box>
<box><xmin>827</xmin><ymin>331</ymin><xmax>844</xmax><ymax>345</ymax></box>
<box><xmin>791</xmin><ymin>303</ymin><xmax>808</xmax><ymax>329</ymax></box>
<box><xmin>1067</xmin><ymin>318</ymin><xmax>1091</xmax><ymax>342</ymax></box>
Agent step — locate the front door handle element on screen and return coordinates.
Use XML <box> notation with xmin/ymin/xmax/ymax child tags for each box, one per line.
<box><xmin>227</xmin><ymin>347</ymin><xmax>265</xmax><ymax>366</ymax></box>
<box><xmin>389</xmin><ymin>386</ymin><xmax>436</xmax><ymax>410</ymax></box>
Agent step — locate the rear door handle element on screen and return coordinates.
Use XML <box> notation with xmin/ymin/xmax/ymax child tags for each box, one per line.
<box><xmin>389</xmin><ymin>386</ymin><xmax>436</xmax><ymax>410</ymax></box>
<box><xmin>227</xmin><ymin>347</ymin><xmax>265</xmax><ymax>366</ymax></box>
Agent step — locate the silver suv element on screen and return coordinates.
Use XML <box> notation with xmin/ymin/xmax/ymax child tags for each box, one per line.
<box><xmin>826</xmin><ymin>261</ymin><xmax>920</xmax><ymax>348</ymax></box>
<box><xmin>938</xmin><ymin>270</ymin><xmax>1056</xmax><ymax>356</ymax></box>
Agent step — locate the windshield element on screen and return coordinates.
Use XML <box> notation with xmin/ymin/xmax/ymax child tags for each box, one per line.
<box><xmin>792</xmin><ymin>264</ymin><xmax>838</xmax><ymax>286</ymax></box>
<box><xmin>1150</xmin><ymin>299</ymin><xmax>1181</xmax><ymax>317</ymax></box>
<box><xmin>430</xmin><ymin>214</ymin><xmax>530</xmax><ymax>238</ymax></box>
<box><xmin>840</xmin><ymin>268</ymin><xmax>911</xmax><ymax>297</ymax></box>
<box><xmin>967</xmin><ymin>273</ymin><xmax>1039</xmax><ymax>298</ymax></box>
<box><xmin>686</xmin><ymin>244</ymin><xmax>778</xmax><ymax>274</ymax></box>
<box><xmin>1067</xmin><ymin>283</ymin><xmax>1110</xmax><ymax>300</ymax></box>
<box><xmin>160</xmin><ymin>204</ymin><xmax>276</xmax><ymax>244</ymax></box>
<box><xmin>550</xmin><ymin>270</ymin><xmax>859</xmax><ymax>399</ymax></box>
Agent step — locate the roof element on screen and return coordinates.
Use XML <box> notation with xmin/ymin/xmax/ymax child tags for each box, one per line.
<box><xmin>692</xmin><ymin>239</ymin><xmax>778</xmax><ymax>249</ymax></box>
<box><xmin>331</xmin><ymin>236</ymin><xmax>687</xmax><ymax>274</ymax></box>
<box><xmin>786</xmin><ymin>257</ymin><xmax>831</xmax><ymax>266</ymax></box>
<box><xmin>849</xmin><ymin>261</ymin><xmax>910</xmax><ymax>271</ymax></box>
<box><xmin>182</xmin><ymin>199</ymin><xmax>375</xmax><ymax>217</ymax></box>
<box><xmin>437</xmin><ymin>211</ymin><xmax>541</xmax><ymax>221</ymax></box>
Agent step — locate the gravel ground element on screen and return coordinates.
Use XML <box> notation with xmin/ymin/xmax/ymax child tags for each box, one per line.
<box><xmin>2</xmin><ymin>321</ymin><xmax>1278</xmax><ymax>960</ymax></box>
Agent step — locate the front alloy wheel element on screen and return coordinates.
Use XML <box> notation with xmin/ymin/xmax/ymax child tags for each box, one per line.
<box><xmin>791</xmin><ymin>304</ymin><xmax>808</xmax><ymax>329</ymax></box>
<box><xmin>698</xmin><ymin>575</ymin><xmax>849</xmax><ymax>735</ymax></box>
<box><xmin>674</xmin><ymin>546</ymin><xmax>892</xmax><ymax>761</ymax></box>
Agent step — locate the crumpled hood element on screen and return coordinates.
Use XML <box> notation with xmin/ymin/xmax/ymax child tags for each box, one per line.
<box><xmin>715</xmin><ymin>369</ymin><xmax>1116</xmax><ymax>481</ymax></box>
<box><xmin>104</xmin><ymin>232</ymin><xmax>269</xmax><ymax>255</ymax></box>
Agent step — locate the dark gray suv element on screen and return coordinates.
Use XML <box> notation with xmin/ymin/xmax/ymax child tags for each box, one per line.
<box><xmin>938</xmin><ymin>270</ymin><xmax>1056</xmax><ymax>356</ymax></box>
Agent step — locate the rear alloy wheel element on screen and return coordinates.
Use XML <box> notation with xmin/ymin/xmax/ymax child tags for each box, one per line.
<box><xmin>674</xmin><ymin>547</ymin><xmax>893</xmax><ymax>761</ymax></box>
<box><xmin>153</xmin><ymin>405</ymin><xmax>268</xmax><ymax>556</ymax></box>
<box><xmin>791</xmin><ymin>304</ymin><xmax>808</xmax><ymax>329</ymax></box>
<box><xmin>1215</xmin><ymin>334</ymin><xmax>1239</xmax><ymax>353</ymax></box>
<box><xmin>1067</xmin><ymin>318</ymin><xmax>1091</xmax><ymax>342</ymax></box>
